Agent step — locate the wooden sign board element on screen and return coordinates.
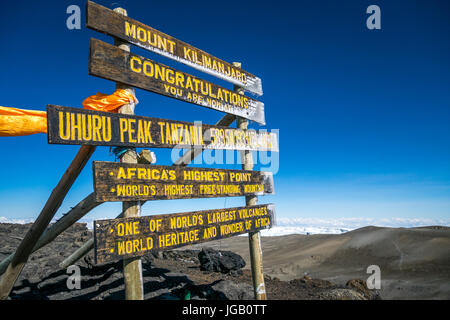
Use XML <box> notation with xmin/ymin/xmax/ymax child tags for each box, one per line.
<box><xmin>94</xmin><ymin>204</ymin><xmax>275</xmax><ymax>264</ymax></box>
<box><xmin>46</xmin><ymin>105</ymin><xmax>278</xmax><ymax>151</ymax></box>
<box><xmin>93</xmin><ymin>161</ymin><xmax>275</xmax><ymax>202</ymax></box>
<box><xmin>89</xmin><ymin>39</ymin><xmax>266</xmax><ymax>125</ymax></box>
<box><xmin>86</xmin><ymin>1</ymin><xmax>263</xmax><ymax>96</ymax></box>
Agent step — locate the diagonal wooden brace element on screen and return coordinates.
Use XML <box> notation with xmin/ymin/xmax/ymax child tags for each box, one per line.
<box><xmin>0</xmin><ymin>193</ymin><xmax>101</xmax><ymax>275</ymax></box>
<box><xmin>0</xmin><ymin>145</ymin><xmax>96</xmax><ymax>299</ymax></box>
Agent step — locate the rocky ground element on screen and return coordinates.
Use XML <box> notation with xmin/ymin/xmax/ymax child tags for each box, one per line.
<box><xmin>0</xmin><ymin>223</ymin><xmax>379</xmax><ymax>300</ymax></box>
<box><xmin>199</xmin><ymin>225</ymin><xmax>450</xmax><ymax>299</ymax></box>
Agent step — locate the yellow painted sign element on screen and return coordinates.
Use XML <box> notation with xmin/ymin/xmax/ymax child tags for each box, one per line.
<box><xmin>47</xmin><ymin>105</ymin><xmax>278</xmax><ymax>151</ymax></box>
<box><xmin>89</xmin><ymin>39</ymin><xmax>266</xmax><ymax>124</ymax></box>
<box><xmin>93</xmin><ymin>162</ymin><xmax>275</xmax><ymax>202</ymax></box>
<box><xmin>86</xmin><ymin>1</ymin><xmax>263</xmax><ymax>96</ymax></box>
<box><xmin>94</xmin><ymin>204</ymin><xmax>275</xmax><ymax>263</ymax></box>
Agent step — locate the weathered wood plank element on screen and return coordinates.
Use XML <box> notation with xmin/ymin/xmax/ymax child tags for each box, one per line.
<box><xmin>94</xmin><ymin>204</ymin><xmax>275</xmax><ymax>264</ymax></box>
<box><xmin>93</xmin><ymin>161</ymin><xmax>275</xmax><ymax>202</ymax></box>
<box><xmin>86</xmin><ymin>1</ymin><xmax>263</xmax><ymax>96</ymax></box>
<box><xmin>88</xmin><ymin>39</ymin><xmax>266</xmax><ymax>125</ymax></box>
<box><xmin>47</xmin><ymin>105</ymin><xmax>278</xmax><ymax>151</ymax></box>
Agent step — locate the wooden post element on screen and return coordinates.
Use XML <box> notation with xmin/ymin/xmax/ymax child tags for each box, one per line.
<box><xmin>113</xmin><ymin>7</ymin><xmax>144</xmax><ymax>301</ymax></box>
<box><xmin>60</xmin><ymin>238</ymin><xmax>95</xmax><ymax>269</ymax></box>
<box><xmin>234</xmin><ymin>62</ymin><xmax>267</xmax><ymax>300</ymax></box>
<box><xmin>0</xmin><ymin>145</ymin><xmax>95</xmax><ymax>299</ymax></box>
<box><xmin>59</xmin><ymin>209</ymin><xmax>125</xmax><ymax>269</ymax></box>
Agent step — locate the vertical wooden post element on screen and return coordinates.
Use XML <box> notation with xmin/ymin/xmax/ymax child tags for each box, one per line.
<box><xmin>234</xmin><ymin>62</ymin><xmax>267</xmax><ymax>300</ymax></box>
<box><xmin>113</xmin><ymin>7</ymin><xmax>144</xmax><ymax>301</ymax></box>
<box><xmin>0</xmin><ymin>145</ymin><xmax>95</xmax><ymax>299</ymax></box>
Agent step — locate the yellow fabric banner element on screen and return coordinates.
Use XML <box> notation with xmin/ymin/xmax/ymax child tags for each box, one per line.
<box><xmin>0</xmin><ymin>90</ymin><xmax>137</xmax><ymax>137</ymax></box>
<box><xmin>0</xmin><ymin>106</ymin><xmax>47</xmax><ymax>136</ymax></box>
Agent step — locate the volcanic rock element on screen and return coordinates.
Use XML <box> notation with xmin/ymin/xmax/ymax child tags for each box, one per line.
<box><xmin>198</xmin><ymin>248</ymin><xmax>245</xmax><ymax>275</ymax></box>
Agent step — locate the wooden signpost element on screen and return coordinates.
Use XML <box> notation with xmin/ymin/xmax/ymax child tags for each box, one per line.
<box><xmin>89</xmin><ymin>39</ymin><xmax>266</xmax><ymax>125</ymax></box>
<box><xmin>47</xmin><ymin>105</ymin><xmax>278</xmax><ymax>151</ymax></box>
<box><xmin>93</xmin><ymin>161</ymin><xmax>274</xmax><ymax>202</ymax></box>
<box><xmin>0</xmin><ymin>1</ymin><xmax>276</xmax><ymax>301</ymax></box>
<box><xmin>94</xmin><ymin>204</ymin><xmax>275</xmax><ymax>264</ymax></box>
<box><xmin>86</xmin><ymin>1</ymin><xmax>263</xmax><ymax>97</ymax></box>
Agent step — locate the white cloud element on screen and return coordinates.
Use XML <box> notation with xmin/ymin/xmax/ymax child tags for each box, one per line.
<box><xmin>258</xmin><ymin>216</ymin><xmax>450</xmax><ymax>236</ymax></box>
<box><xmin>2</xmin><ymin>216</ymin><xmax>449</xmax><ymax>236</ymax></box>
<box><xmin>0</xmin><ymin>217</ymin><xmax>34</xmax><ymax>224</ymax></box>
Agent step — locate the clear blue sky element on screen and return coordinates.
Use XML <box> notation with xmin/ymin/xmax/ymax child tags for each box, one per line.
<box><xmin>0</xmin><ymin>0</ymin><xmax>449</xmax><ymax>226</ymax></box>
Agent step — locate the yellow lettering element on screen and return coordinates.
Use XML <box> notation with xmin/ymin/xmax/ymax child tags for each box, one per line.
<box><xmin>166</xmin><ymin>69</ymin><xmax>174</xmax><ymax>84</ymax></box>
<box><xmin>130</xmin><ymin>56</ymin><xmax>142</xmax><ymax>73</ymax></box>
<box><xmin>154</xmin><ymin>64</ymin><xmax>165</xmax><ymax>81</ymax></box>
<box><xmin>59</xmin><ymin>112</ymin><xmax>70</xmax><ymax>140</ymax></box>
<box><xmin>144</xmin><ymin>120</ymin><xmax>153</xmax><ymax>143</ymax></box>
<box><xmin>119</xmin><ymin>118</ymin><xmax>127</xmax><ymax>143</ymax></box>
<box><xmin>82</xmin><ymin>114</ymin><xmax>92</xmax><ymax>141</ymax></box>
<box><xmin>143</xmin><ymin>60</ymin><xmax>154</xmax><ymax>77</ymax></box>
<box><xmin>102</xmin><ymin>116</ymin><xmax>111</xmax><ymax>142</ymax></box>
<box><xmin>125</xmin><ymin>22</ymin><xmax>136</xmax><ymax>39</ymax></box>
<box><xmin>137</xmin><ymin>27</ymin><xmax>147</xmax><ymax>42</ymax></box>
<box><xmin>70</xmin><ymin>113</ymin><xmax>82</xmax><ymax>141</ymax></box>
<box><xmin>128</xmin><ymin>119</ymin><xmax>136</xmax><ymax>143</ymax></box>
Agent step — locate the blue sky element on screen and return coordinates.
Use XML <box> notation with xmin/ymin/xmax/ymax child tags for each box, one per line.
<box><xmin>0</xmin><ymin>0</ymin><xmax>449</xmax><ymax>228</ymax></box>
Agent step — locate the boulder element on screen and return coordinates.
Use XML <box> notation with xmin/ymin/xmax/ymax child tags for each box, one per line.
<box><xmin>210</xmin><ymin>280</ymin><xmax>253</xmax><ymax>300</ymax></box>
<box><xmin>191</xmin><ymin>280</ymin><xmax>253</xmax><ymax>300</ymax></box>
<box><xmin>346</xmin><ymin>279</ymin><xmax>381</xmax><ymax>300</ymax></box>
<box><xmin>319</xmin><ymin>288</ymin><xmax>367</xmax><ymax>300</ymax></box>
<box><xmin>198</xmin><ymin>248</ymin><xmax>245</xmax><ymax>274</ymax></box>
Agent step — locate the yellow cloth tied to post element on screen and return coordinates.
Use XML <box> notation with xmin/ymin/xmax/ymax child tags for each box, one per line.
<box><xmin>82</xmin><ymin>89</ymin><xmax>138</xmax><ymax>112</ymax></box>
<box><xmin>0</xmin><ymin>106</ymin><xmax>47</xmax><ymax>136</ymax></box>
<box><xmin>0</xmin><ymin>89</ymin><xmax>137</xmax><ymax>137</ymax></box>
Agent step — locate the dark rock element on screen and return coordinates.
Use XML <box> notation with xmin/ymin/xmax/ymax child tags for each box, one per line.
<box><xmin>184</xmin><ymin>279</ymin><xmax>253</xmax><ymax>300</ymax></box>
<box><xmin>198</xmin><ymin>248</ymin><xmax>245</xmax><ymax>274</ymax></box>
<box><xmin>346</xmin><ymin>279</ymin><xmax>381</xmax><ymax>300</ymax></box>
<box><xmin>319</xmin><ymin>288</ymin><xmax>367</xmax><ymax>300</ymax></box>
<box><xmin>161</xmin><ymin>250</ymin><xmax>199</xmax><ymax>263</ymax></box>
<box><xmin>289</xmin><ymin>276</ymin><xmax>334</xmax><ymax>289</ymax></box>
<box><xmin>209</xmin><ymin>280</ymin><xmax>253</xmax><ymax>300</ymax></box>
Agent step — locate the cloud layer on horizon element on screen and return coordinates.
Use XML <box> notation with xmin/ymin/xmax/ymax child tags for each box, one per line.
<box><xmin>1</xmin><ymin>216</ymin><xmax>448</xmax><ymax>237</ymax></box>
